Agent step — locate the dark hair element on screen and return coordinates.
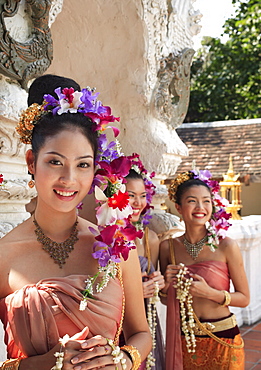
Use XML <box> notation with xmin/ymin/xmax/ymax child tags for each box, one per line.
<box><xmin>31</xmin><ymin>113</ymin><xmax>98</xmax><ymax>160</ymax></box>
<box><xmin>28</xmin><ymin>74</ymin><xmax>97</xmax><ymax>161</ymax></box>
<box><xmin>28</xmin><ymin>74</ymin><xmax>81</xmax><ymax>106</ymax></box>
<box><xmin>125</xmin><ymin>169</ymin><xmax>143</xmax><ymax>180</ymax></box>
<box><xmin>175</xmin><ymin>179</ymin><xmax>211</xmax><ymax>205</ymax></box>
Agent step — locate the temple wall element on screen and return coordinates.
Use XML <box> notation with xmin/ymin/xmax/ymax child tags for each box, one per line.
<box><xmin>46</xmin><ymin>0</ymin><xmax>200</xmax><ymax>175</ymax></box>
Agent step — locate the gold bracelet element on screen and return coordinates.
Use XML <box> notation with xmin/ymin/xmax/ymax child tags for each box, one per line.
<box><xmin>1</xmin><ymin>359</ymin><xmax>22</xmax><ymax>370</ymax></box>
<box><xmin>220</xmin><ymin>290</ymin><xmax>231</xmax><ymax>307</ymax></box>
<box><xmin>159</xmin><ymin>290</ymin><xmax>168</xmax><ymax>298</ymax></box>
<box><xmin>120</xmin><ymin>345</ymin><xmax>141</xmax><ymax>370</ymax></box>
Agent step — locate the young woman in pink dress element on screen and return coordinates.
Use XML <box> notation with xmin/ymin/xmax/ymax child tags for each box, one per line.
<box><xmin>0</xmin><ymin>76</ymin><xmax>151</xmax><ymax>370</ymax></box>
<box><xmin>159</xmin><ymin>170</ymin><xmax>249</xmax><ymax>370</ymax></box>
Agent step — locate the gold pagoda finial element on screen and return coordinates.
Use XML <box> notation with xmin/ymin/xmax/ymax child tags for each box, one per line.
<box><xmin>219</xmin><ymin>154</ymin><xmax>242</xmax><ymax>220</ymax></box>
<box><xmin>223</xmin><ymin>154</ymin><xmax>240</xmax><ymax>182</ymax></box>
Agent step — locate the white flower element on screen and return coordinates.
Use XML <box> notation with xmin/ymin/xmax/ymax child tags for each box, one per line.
<box><xmin>57</xmin><ymin>91</ymin><xmax>83</xmax><ymax>114</ymax></box>
<box><xmin>79</xmin><ymin>298</ymin><xmax>88</xmax><ymax>311</ymax></box>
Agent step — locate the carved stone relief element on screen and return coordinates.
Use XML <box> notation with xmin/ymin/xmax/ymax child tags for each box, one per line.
<box><xmin>0</xmin><ymin>222</ymin><xmax>15</xmax><ymax>238</ymax></box>
<box><xmin>49</xmin><ymin>0</ymin><xmax>63</xmax><ymax>27</ymax></box>
<box><xmin>0</xmin><ymin>0</ymin><xmax>53</xmax><ymax>90</ymax></box>
<box><xmin>0</xmin><ymin>179</ymin><xmax>36</xmax><ymax>200</ymax></box>
<box><xmin>142</xmin><ymin>0</ymin><xmax>201</xmax><ymax>95</ymax></box>
<box><xmin>153</xmin><ymin>48</ymin><xmax>194</xmax><ymax>128</ymax></box>
<box><xmin>0</xmin><ymin>124</ymin><xmax>24</xmax><ymax>157</ymax></box>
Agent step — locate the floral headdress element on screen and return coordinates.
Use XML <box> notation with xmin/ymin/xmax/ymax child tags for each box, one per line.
<box><xmin>169</xmin><ymin>169</ymin><xmax>232</xmax><ymax>251</ymax></box>
<box><xmin>127</xmin><ymin>153</ymin><xmax>156</xmax><ymax>229</ymax></box>
<box><xmin>16</xmin><ymin>87</ymin><xmax>145</xmax><ymax>310</ymax></box>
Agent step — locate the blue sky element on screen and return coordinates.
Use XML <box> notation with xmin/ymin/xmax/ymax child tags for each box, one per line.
<box><xmin>193</xmin><ymin>0</ymin><xmax>237</xmax><ymax>50</ymax></box>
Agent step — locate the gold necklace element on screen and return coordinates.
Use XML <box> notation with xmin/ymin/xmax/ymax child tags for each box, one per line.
<box><xmin>183</xmin><ymin>234</ymin><xmax>208</xmax><ymax>260</ymax></box>
<box><xmin>33</xmin><ymin>218</ymin><xmax>79</xmax><ymax>268</ymax></box>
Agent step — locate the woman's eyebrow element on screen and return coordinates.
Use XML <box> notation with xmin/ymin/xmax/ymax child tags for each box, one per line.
<box><xmin>45</xmin><ymin>151</ymin><xmax>93</xmax><ymax>160</ymax></box>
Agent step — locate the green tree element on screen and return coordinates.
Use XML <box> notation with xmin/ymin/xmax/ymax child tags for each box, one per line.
<box><xmin>185</xmin><ymin>0</ymin><xmax>261</xmax><ymax>123</ymax></box>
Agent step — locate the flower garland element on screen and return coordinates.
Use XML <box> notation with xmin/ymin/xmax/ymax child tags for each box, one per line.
<box><xmin>146</xmin><ymin>282</ymin><xmax>160</xmax><ymax>369</ymax></box>
<box><xmin>125</xmin><ymin>154</ymin><xmax>158</xmax><ymax>369</ymax></box>
<box><xmin>191</xmin><ymin>169</ymin><xmax>232</xmax><ymax>251</ymax></box>
<box><xmin>16</xmin><ymin>87</ymin><xmax>144</xmax><ymax>310</ymax></box>
<box><xmin>169</xmin><ymin>169</ymin><xmax>232</xmax><ymax>251</ymax></box>
<box><xmin>176</xmin><ymin>264</ymin><xmax>196</xmax><ymax>353</ymax></box>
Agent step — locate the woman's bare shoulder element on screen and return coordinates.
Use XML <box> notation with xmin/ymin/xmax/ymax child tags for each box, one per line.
<box><xmin>0</xmin><ymin>219</ymin><xmax>33</xmax><ymax>246</ymax></box>
<box><xmin>218</xmin><ymin>236</ymin><xmax>242</xmax><ymax>260</ymax></box>
<box><xmin>160</xmin><ymin>236</ymin><xmax>181</xmax><ymax>249</ymax></box>
<box><xmin>76</xmin><ymin>217</ymin><xmax>97</xmax><ymax>238</ymax></box>
<box><xmin>148</xmin><ymin>228</ymin><xmax>159</xmax><ymax>243</ymax></box>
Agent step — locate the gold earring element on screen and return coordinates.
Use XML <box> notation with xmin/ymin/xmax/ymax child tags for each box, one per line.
<box><xmin>179</xmin><ymin>217</ymin><xmax>183</xmax><ymax>222</ymax></box>
<box><xmin>28</xmin><ymin>179</ymin><xmax>35</xmax><ymax>188</ymax></box>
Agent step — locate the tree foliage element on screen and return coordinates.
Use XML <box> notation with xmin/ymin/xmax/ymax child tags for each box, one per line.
<box><xmin>185</xmin><ymin>0</ymin><xmax>261</xmax><ymax>123</ymax></box>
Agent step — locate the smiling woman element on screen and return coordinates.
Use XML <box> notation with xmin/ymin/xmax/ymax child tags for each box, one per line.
<box><xmin>160</xmin><ymin>170</ymin><xmax>250</xmax><ymax>370</ymax></box>
<box><xmin>123</xmin><ymin>163</ymin><xmax>166</xmax><ymax>370</ymax></box>
<box><xmin>0</xmin><ymin>75</ymin><xmax>152</xmax><ymax>370</ymax></box>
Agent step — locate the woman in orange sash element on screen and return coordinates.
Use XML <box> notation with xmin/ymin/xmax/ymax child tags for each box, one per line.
<box><xmin>159</xmin><ymin>170</ymin><xmax>249</xmax><ymax>369</ymax></box>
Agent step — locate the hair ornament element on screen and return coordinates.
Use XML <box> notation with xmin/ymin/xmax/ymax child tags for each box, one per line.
<box><xmin>168</xmin><ymin>171</ymin><xmax>194</xmax><ymax>202</ymax></box>
<box><xmin>170</xmin><ymin>169</ymin><xmax>232</xmax><ymax>251</ymax></box>
<box><xmin>16</xmin><ymin>87</ymin><xmax>120</xmax><ymax>145</ymax></box>
<box><xmin>16</xmin><ymin>103</ymin><xmax>46</xmax><ymax>144</ymax></box>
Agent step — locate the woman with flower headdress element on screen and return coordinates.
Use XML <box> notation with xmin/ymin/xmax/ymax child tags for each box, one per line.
<box><xmin>159</xmin><ymin>170</ymin><xmax>249</xmax><ymax>370</ymax></box>
<box><xmin>122</xmin><ymin>155</ymin><xmax>165</xmax><ymax>370</ymax></box>
<box><xmin>25</xmin><ymin>74</ymin><xmax>81</xmax><ymax>216</ymax></box>
<box><xmin>0</xmin><ymin>75</ymin><xmax>152</xmax><ymax>370</ymax></box>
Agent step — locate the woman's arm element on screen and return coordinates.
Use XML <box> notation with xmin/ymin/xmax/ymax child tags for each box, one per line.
<box><xmin>146</xmin><ymin>230</ymin><xmax>165</xmax><ymax>292</ymax></box>
<box><xmin>158</xmin><ymin>239</ymin><xmax>171</xmax><ymax>305</ymax></box>
<box><xmin>225</xmin><ymin>237</ymin><xmax>250</xmax><ymax>307</ymax></box>
<box><xmin>148</xmin><ymin>229</ymin><xmax>160</xmax><ymax>270</ymax></box>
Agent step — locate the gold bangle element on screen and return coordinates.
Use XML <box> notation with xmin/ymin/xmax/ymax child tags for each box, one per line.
<box><xmin>220</xmin><ymin>290</ymin><xmax>231</xmax><ymax>307</ymax></box>
<box><xmin>1</xmin><ymin>358</ymin><xmax>22</xmax><ymax>370</ymax></box>
<box><xmin>159</xmin><ymin>290</ymin><xmax>168</xmax><ymax>298</ymax></box>
<box><xmin>120</xmin><ymin>345</ymin><xmax>141</xmax><ymax>370</ymax></box>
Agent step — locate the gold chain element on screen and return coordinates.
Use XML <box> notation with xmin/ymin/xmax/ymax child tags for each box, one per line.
<box><xmin>114</xmin><ymin>263</ymin><xmax>125</xmax><ymax>345</ymax></box>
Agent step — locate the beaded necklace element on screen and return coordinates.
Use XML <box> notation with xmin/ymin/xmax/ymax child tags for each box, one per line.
<box><xmin>183</xmin><ymin>234</ymin><xmax>208</xmax><ymax>260</ymax></box>
<box><xmin>33</xmin><ymin>218</ymin><xmax>79</xmax><ymax>268</ymax></box>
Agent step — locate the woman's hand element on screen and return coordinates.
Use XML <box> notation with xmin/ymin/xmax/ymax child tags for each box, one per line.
<box><xmin>189</xmin><ymin>273</ymin><xmax>213</xmax><ymax>299</ymax></box>
<box><xmin>142</xmin><ymin>272</ymin><xmax>157</xmax><ymax>298</ymax></box>
<box><xmin>164</xmin><ymin>263</ymin><xmax>187</xmax><ymax>286</ymax></box>
<box><xmin>141</xmin><ymin>271</ymin><xmax>165</xmax><ymax>298</ymax></box>
<box><xmin>65</xmin><ymin>335</ymin><xmax>132</xmax><ymax>369</ymax></box>
<box><xmin>148</xmin><ymin>270</ymin><xmax>165</xmax><ymax>291</ymax></box>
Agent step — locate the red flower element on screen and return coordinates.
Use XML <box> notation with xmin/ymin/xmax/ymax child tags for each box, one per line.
<box><xmin>0</xmin><ymin>174</ymin><xmax>3</xmax><ymax>184</ymax></box>
<box><xmin>108</xmin><ymin>191</ymin><xmax>129</xmax><ymax>210</ymax></box>
<box><xmin>96</xmin><ymin>156</ymin><xmax>132</xmax><ymax>184</ymax></box>
<box><xmin>62</xmin><ymin>88</ymin><xmax>75</xmax><ymax>104</ymax></box>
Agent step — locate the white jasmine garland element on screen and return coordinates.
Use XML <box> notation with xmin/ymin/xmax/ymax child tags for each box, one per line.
<box><xmin>146</xmin><ymin>282</ymin><xmax>160</xmax><ymax>369</ymax></box>
<box><xmin>80</xmin><ymin>262</ymin><xmax>118</xmax><ymax>309</ymax></box>
<box><xmin>176</xmin><ymin>264</ymin><xmax>196</xmax><ymax>353</ymax></box>
<box><xmin>107</xmin><ymin>338</ymin><xmax>127</xmax><ymax>370</ymax></box>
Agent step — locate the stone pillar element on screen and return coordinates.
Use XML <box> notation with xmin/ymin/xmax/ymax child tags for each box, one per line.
<box><xmin>0</xmin><ymin>76</ymin><xmax>36</xmax><ymax>237</ymax></box>
<box><xmin>227</xmin><ymin>216</ymin><xmax>261</xmax><ymax>325</ymax></box>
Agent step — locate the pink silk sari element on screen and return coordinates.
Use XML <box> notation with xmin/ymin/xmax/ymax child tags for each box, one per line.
<box><xmin>0</xmin><ymin>274</ymin><xmax>124</xmax><ymax>359</ymax></box>
<box><xmin>166</xmin><ymin>260</ymin><xmax>230</xmax><ymax>369</ymax></box>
